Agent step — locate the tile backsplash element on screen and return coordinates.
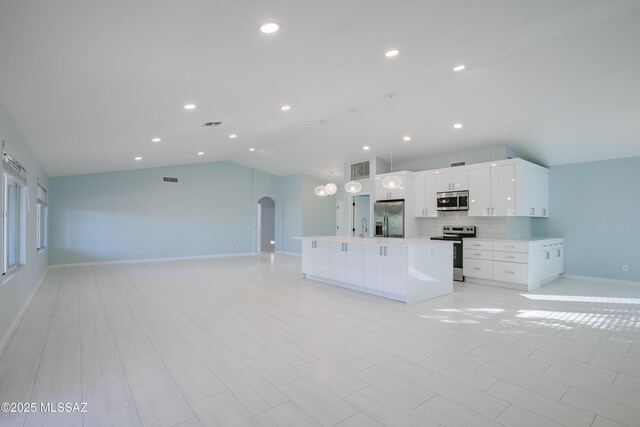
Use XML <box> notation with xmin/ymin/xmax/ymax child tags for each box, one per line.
<box><xmin>420</xmin><ymin>211</ymin><xmax>532</xmax><ymax>239</ymax></box>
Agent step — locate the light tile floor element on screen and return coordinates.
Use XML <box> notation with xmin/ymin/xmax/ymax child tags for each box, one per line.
<box><xmin>1</xmin><ymin>254</ymin><xmax>639</xmax><ymax>427</ymax></box>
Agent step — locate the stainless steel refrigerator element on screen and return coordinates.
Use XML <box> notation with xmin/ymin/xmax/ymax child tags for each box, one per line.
<box><xmin>374</xmin><ymin>200</ymin><xmax>405</xmax><ymax>238</ymax></box>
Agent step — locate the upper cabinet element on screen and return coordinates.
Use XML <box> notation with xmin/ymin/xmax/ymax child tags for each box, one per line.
<box><xmin>414</xmin><ymin>171</ymin><xmax>439</xmax><ymax>217</ymax></box>
<box><xmin>468</xmin><ymin>159</ymin><xmax>548</xmax><ymax>217</ymax></box>
<box><xmin>436</xmin><ymin>168</ymin><xmax>469</xmax><ymax>192</ymax></box>
<box><xmin>375</xmin><ymin>171</ymin><xmax>413</xmax><ymax>200</ymax></box>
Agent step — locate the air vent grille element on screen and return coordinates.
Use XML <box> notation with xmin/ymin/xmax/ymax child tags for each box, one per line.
<box><xmin>450</xmin><ymin>161</ymin><xmax>466</xmax><ymax>167</ymax></box>
<box><xmin>162</xmin><ymin>176</ymin><xmax>179</xmax><ymax>183</ymax></box>
<box><xmin>350</xmin><ymin>161</ymin><xmax>370</xmax><ymax>181</ymax></box>
<box><xmin>202</xmin><ymin>121</ymin><xmax>222</xmax><ymax>127</ymax></box>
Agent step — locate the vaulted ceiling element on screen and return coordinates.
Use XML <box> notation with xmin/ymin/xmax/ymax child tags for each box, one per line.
<box><xmin>1</xmin><ymin>0</ymin><xmax>639</xmax><ymax>178</ymax></box>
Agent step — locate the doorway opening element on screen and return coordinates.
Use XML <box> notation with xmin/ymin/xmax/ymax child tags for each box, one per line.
<box><xmin>352</xmin><ymin>194</ymin><xmax>370</xmax><ymax>237</ymax></box>
<box><xmin>257</xmin><ymin>197</ymin><xmax>275</xmax><ymax>252</ymax></box>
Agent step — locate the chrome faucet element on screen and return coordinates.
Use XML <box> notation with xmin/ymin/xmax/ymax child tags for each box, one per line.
<box><xmin>359</xmin><ymin>218</ymin><xmax>368</xmax><ymax>237</ymax></box>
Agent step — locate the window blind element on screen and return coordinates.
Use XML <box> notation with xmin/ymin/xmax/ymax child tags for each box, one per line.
<box><xmin>3</xmin><ymin>153</ymin><xmax>27</xmax><ymax>186</ymax></box>
<box><xmin>37</xmin><ymin>183</ymin><xmax>47</xmax><ymax>206</ymax></box>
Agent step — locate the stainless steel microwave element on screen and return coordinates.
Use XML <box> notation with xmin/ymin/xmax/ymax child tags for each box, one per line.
<box><xmin>437</xmin><ymin>191</ymin><xmax>469</xmax><ymax>211</ymax></box>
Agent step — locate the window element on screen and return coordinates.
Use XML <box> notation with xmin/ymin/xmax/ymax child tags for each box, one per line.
<box><xmin>36</xmin><ymin>183</ymin><xmax>47</xmax><ymax>252</ymax></box>
<box><xmin>3</xmin><ymin>152</ymin><xmax>27</xmax><ymax>275</ymax></box>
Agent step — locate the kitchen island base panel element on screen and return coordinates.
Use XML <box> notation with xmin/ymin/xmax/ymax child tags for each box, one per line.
<box><xmin>302</xmin><ymin>274</ymin><xmax>409</xmax><ymax>303</ymax></box>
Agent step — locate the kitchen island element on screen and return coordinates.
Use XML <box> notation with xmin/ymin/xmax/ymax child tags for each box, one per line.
<box><xmin>299</xmin><ymin>236</ymin><xmax>453</xmax><ymax>303</ymax></box>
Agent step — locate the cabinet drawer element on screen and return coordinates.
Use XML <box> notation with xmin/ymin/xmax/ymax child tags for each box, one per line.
<box><xmin>465</xmin><ymin>240</ymin><xmax>493</xmax><ymax>250</ymax></box>
<box><xmin>463</xmin><ymin>249</ymin><xmax>493</xmax><ymax>260</ymax></box>
<box><xmin>463</xmin><ymin>259</ymin><xmax>493</xmax><ymax>280</ymax></box>
<box><xmin>494</xmin><ymin>241</ymin><xmax>528</xmax><ymax>253</ymax></box>
<box><xmin>493</xmin><ymin>261</ymin><xmax>528</xmax><ymax>284</ymax></box>
<box><xmin>493</xmin><ymin>251</ymin><xmax>528</xmax><ymax>263</ymax></box>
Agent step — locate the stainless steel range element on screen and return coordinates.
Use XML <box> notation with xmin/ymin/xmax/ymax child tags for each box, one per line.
<box><xmin>430</xmin><ymin>226</ymin><xmax>476</xmax><ymax>282</ymax></box>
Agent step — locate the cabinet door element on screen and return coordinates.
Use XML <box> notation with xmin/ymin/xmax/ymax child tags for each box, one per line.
<box><xmin>345</xmin><ymin>243</ymin><xmax>364</xmax><ymax>286</ymax></box>
<box><xmin>362</xmin><ymin>245</ymin><xmax>385</xmax><ymax>291</ymax></box>
<box><xmin>314</xmin><ymin>240</ymin><xmax>331</xmax><ymax>279</ymax></box>
<box><xmin>468</xmin><ymin>167</ymin><xmax>491</xmax><ymax>217</ymax></box>
<box><xmin>329</xmin><ymin>242</ymin><xmax>346</xmax><ymax>282</ymax></box>
<box><xmin>451</xmin><ymin>169</ymin><xmax>469</xmax><ymax>191</ymax></box>
<box><xmin>414</xmin><ymin>174</ymin><xmax>426</xmax><ymax>217</ymax></box>
<box><xmin>436</xmin><ymin>171</ymin><xmax>453</xmax><ymax>192</ymax></box>
<box><xmin>424</xmin><ymin>173</ymin><xmax>439</xmax><ymax>217</ymax></box>
<box><xmin>383</xmin><ymin>246</ymin><xmax>408</xmax><ymax>296</ymax></box>
<box><xmin>301</xmin><ymin>240</ymin><xmax>315</xmax><ymax>275</ymax></box>
<box><xmin>532</xmin><ymin>169</ymin><xmax>549</xmax><ymax>217</ymax></box>
<box><xmin>490</xmin><ymin>165</ymin><xmax>516</xmax><ymax>216</ymax></box>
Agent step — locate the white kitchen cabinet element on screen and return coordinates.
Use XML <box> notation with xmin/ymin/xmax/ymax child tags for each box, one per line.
<box><xmin>375</xmin><ymin>172</ymin><xmax>411</xmax><ymax>200</ymax></box>
<box><xmin>382</xmin><ymin>245</ymin><xmax>408</xmax><ymax>296</ymax></box>
<box><xmin>468</xmin><ymin>164</ymin><xmax>515</xmax><ymax>217</ymax></box>
<box><xmin>414</xmin><ymin>172</ymin><xmax>439</xmax><ymax>217</ymax></box>
<box><xmin>302</xmin><ymin>239</ymin><xmax>330</xmax><ymax>277</ymax></box>
<box><xmin>300</xmin><ymin>237</ymin><xmax>453</xmax><ymax>303</ymax></box>
<box><xmin>531</xmin><ymin>168</ymin><xmax>549</xmax><ymax>217</ymax></box>
<box><xmin>463</xmin><ymin>238</ymin><xmax>563</xmax><ymax>291</ymax></box>
<box><xmin>436</xmin><ymin>168</ymin><xmax>469</xmax><ymax>192</ymax></box>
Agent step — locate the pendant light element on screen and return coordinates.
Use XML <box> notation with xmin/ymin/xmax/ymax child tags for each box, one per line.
<box><xmin>382</xmin><ymin>93</ymin><xmax>401</xmax><ymax>189</ymax></box>
<box><xmin>345</xmin><ymin>108</ymin><xmax>363</xmax><ymax>194</ymax></box>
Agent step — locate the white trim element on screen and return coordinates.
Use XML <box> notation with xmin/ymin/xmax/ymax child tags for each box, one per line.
<box><xmin>276</xmin><ymin>251</ymin><xmax>301</xmax><ymax>257</ymax></box>
<box><xmin>49</xmin><ymin>252</ymin><xmax>258</xmax><ymax>268</ymax></box>
<box><xmin>560</xmin><ymin>273</ymin><xmax>640</xmax><ymax>288</ymax></box>
<box><xmin>0</xmin><ymin>266</ymin><xmax>50</xmax><ymax>356</ymax></box>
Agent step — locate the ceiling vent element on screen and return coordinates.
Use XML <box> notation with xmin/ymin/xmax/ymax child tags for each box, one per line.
<box><xmin>162</xmin><ymin>176</ymin><xmax>179</xmax><ymax>183</ymax></box>
<box><xmin>350</xmin><ymin>160</ymin><xmax>370</xmax><ymax>181</ymax></box>
<box><xmin>450</xmin><ymin>161</ymin><xmax>466</xmax><ymax>167</ymax></box>
<box><xmin>202</xmin><ymin>121</ymin><xmax>222</xmax><ymax>127</ymax></box>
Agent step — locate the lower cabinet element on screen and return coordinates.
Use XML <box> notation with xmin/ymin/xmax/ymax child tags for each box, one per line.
<box><xmin>362</xmin><ymin>245</ymin><xmax>408</xmax><ymax>295</ymax></box>
<box><xmin>463</xmin><ymin>238</ymin><xmax>563</xmax><ymax>291</ymax></box>
<box><xmin>302</xmin><ymin>239</ymin><xmax>330</xmax><ymax>277</ymax></box>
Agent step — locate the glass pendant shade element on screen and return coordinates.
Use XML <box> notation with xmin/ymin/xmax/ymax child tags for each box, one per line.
<box><xmin>382</xmin><ymin>175</ymin><xmax>402</xmax><ymax>189</ymax></box>
<box><xmin>324</xmin><ymin>182</ymin><xmax>337</xmax><ymax>195</ymax></box>
<box><xmin>314</xmin><ymin>185</ymin><xmax>327</xmax><ymax>196</ymax></box>
<box><xmin>344</xmin><ymin>181</ymin><xmax>362</xmax><ymax>194</ymax></box>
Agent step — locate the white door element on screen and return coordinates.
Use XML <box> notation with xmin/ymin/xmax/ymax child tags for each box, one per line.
<box><xmin>451</xmin><ymin>169</ymin><xmax>469</xmax><ymax>191</ymax></box>
<box><xmin>363</xmin><ymin>244</ymin><xmax>385</xmax><ymax>291</ymax></box>
<box><xmin>532</xmin><ymin>169</ymin><xmax>549</xmax><ymax>217</ymax></box>
<box><xmin>383</xmin><ymin>246</ymin><xmax>408</xmax><ymax>296</ymax></box>
<box><xmin>414</xmin><ymin>173</ymin><xmax>426</xmax><ymax>217</ymax></box>
<box><xmin>468</xmin><ymin>167</ymin><xmax>491</xmax><ymax>217</ymax></box>
<box><xmin>329</xmin><ymin>241</ymin><xmax>346</xmax><ymax>282</ymax></box>
<box><xmin>302</xmin><ymin>240</ymin><xmax>315</xmax><ymax>275</ymax></box>
<box><xmin>424</xmin><ymin>173</ymin><xmax>439</xmax><ymax>217</ymax></box>
<box><xmin>314</xmin><ymin>240</ymin><xmax>331</xmax><ymax>278</ymax></box>
<box><xmin>491</xmin><ymin>165</ymin><xmax>516</xmax><ymax>216</ymax></box>
<box><xmin>436</xmin><ymin>171</ymin><xmax>453</xmax><ymax>192</ymax></box>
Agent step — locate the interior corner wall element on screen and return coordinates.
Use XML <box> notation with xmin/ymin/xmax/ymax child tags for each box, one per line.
<box><xmin>278</xmin><ymin>174</ymin><xmax>303</xmax><ymax>254</ymax></box>
<box><xmin>0</xmin><ymin>102</ymin><xmax>50</xmax><ymax>346</ymax></box>
<box><xmin>532</xmin><ymin>156</ymin><xmax>640</xmax><ymax>282</ymax></box>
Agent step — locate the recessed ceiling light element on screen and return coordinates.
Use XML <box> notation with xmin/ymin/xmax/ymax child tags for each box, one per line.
<box><xmin>384</xmin><ymin>49</ymin><xmax>399</xmax><ymax>58</ymax></box>
<box><xmin>453</xmin><ymin>123</ymin><xmax>463</xmax><ymax>129</ymax></box>
<box><xmin>197</xmin><ymin>152</ymin><xmax>205</xmax><ymax>156</ymax></box>
<box><xmin>453</xmin><ymin>65</ymin><xmax>466</xmax><ymax>72</ymax></box>
<box><xmin>229</xmin><ymin>134</ymin><xmax>237</xmax><ymax>139</ymax></box>
<box><xmin>134</xmin><ymin>156</ymin><xmax>142</xmax><ymax>161</ymax></box>
<box><xmin>249</xmin><ymin>147</ymin><xmax>256</xmax><ymax>152</ymax></box>
<box><xmin>260</xmin><ymin>22</ymin><xmax>280</xmax><ymax>34</ymax></box>
<box><xmin>184</xmin><ymin>104</ymin><xmax>196</xmax><ymax>110</ymax></box>
<box><xmin>281</xmin><ymin>105</ymin><xmax>291</xmax><ymax>111</ymax></box>
<box><xmin>362</xmin><ymin>145</ymin><xmax>370</xmax><ymax>151</ymax></box>
<box><xmin>403</xmin><ymin>136</ymin><xmax>411</xmax><ymax>141</ymax></box>
<box><xmin>151</xmin><ymin>138</ymin><xmax>161</xmax><ymax>143</ymax></box>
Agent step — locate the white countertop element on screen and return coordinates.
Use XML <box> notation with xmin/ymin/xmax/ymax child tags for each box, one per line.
<box><xmin>463</xmin><ymin>237</ymin><xmax>563</xmax><ymax>242</ymax></box>
<box><xmin>296</xmin><ymin>236</ymin><xmax>453</xmax><ymax>246</ymax></box>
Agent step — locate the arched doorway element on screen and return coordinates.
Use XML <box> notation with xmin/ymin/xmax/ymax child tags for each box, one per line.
<box><xmin>257</xmin><ymin>197</ymin><xmax>275</xmax><ymax>252</ymax></box>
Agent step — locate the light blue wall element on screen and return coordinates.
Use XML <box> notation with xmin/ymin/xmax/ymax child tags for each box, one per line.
<box><xmin>532</xmin><ymin>156</ymin><xmax>640</xmax><ymax>282</ymax></box>
<box><xmin>49</xmin><ymin>162</ymin><xmax>281</xmax><ymax>264</ymax></box>
<box><xmin>0</xmin><ymin>102</ymin><xmax>50</xmax><ymax>343</ymax></box>
<box><xmin>279</xmin><ymin>174</ymin><xmax>302</xmax><ymax>254</ymax></box>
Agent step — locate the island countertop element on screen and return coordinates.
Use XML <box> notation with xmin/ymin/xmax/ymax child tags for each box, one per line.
<box><xmin>296</xmin><ymin>236</ymin><xmax>453</xmax><ymax>247</ymax></box>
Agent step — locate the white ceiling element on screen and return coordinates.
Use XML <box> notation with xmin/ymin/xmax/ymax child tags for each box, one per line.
<box><xmin>0</xmin><ymin>0</ymin><xmax>639</xmax><ymax>179</ymax></box>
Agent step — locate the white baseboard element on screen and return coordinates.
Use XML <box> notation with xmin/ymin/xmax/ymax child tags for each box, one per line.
<box><xmin>0</xmin><ymin>266</ymin><xmax>50</xmax><ymax>356</ymax></box>
<box><xmin>49</xmin><ymin>252</ymin><xmax>259</xmax><ymax>268</ymax></box>
<box><xmin>560</xmin><ymin>273</ymin><xmax>640</xmax><ymax>287</ymax></box>
<box><xmin>276</xmin><ymin>251</ymin><xmax>301</xmax><ymax>257</ymax></box>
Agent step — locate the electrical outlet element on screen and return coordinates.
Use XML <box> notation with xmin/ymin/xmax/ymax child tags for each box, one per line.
<box><xmin>622</xmin><ymin>265</ymin><xmax>629</xmax><ymax>272</ymax></box>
